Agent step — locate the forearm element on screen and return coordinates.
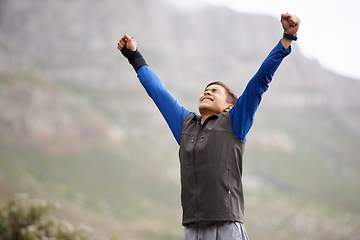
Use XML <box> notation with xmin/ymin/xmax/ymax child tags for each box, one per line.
<box><xmin>121</xmin><ymin>47</ymin><xmax>147</xmax><ymax>71</ymax></box>
<box><xmin>120</xmin><ymin>46</ymin><xmax>189</xmax><ymax>134</ymax></box>
<box><xmin>280</xmin><ymin>37</ymin><xmax>293</xmax><ymax>50</ymax></box>
<box><xmin>120</xmin><ymin>45</ymin><xmax>191</xmax><ymax>143</ymax></box>
<box><xmin>252</xmin><ymin>40</ymin><xmax>291</xmax><ymax>89</ymax></box>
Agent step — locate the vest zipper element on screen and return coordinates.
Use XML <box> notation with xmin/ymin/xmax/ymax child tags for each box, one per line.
<box><xmin>192</xmin><ymin>122</ymin><xmax>202</xmax><ymax>221</ymax></box>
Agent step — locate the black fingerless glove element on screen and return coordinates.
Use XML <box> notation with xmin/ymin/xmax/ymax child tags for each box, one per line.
<box><xmin>121</xmin><ymin>47</ymin><xmax>147</xmax><ymax>72</ymax></box>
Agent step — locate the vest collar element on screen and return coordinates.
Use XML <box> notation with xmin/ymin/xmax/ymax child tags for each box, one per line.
<box><xmin>195</xmin><ymin>113</ymin><xmax>226</xmax><ymax>126</ymax></box>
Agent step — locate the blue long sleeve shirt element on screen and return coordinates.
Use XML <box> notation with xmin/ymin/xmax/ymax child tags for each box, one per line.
<box><xmin>137</xmin><ymin>40</ymin><xmax>291</xmax><ymax>144</ymax></box>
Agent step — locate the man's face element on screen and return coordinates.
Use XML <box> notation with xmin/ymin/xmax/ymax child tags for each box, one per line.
<box><xmin>198</xmin><ymin>84</ymin><xmax>230</xmax><ymax>116</ymax></box>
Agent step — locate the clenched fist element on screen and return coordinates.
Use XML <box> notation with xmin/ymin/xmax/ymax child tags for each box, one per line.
<box><xmin>281</xmin><ymin>13</ymin><xmax>300</xmax><ymax>36</ymax></box>
<box><xmin>118</xmin><ymin>34</ymin><xmax>137</xmax><ymax>51</ymax></box>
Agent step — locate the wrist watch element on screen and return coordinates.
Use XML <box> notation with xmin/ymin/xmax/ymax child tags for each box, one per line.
<box><xmin>283</xmin><ymin>32</ymin><xmax>298</xmax><ymax>41</ymax></box>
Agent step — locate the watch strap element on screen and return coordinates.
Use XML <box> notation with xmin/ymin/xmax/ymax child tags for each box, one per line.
<box><xmin>283</xmin><ymin>32</ymin><xmax>298</xmax><ymax>41</ymax></box>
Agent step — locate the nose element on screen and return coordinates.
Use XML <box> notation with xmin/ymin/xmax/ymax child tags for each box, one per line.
<box><xmin>204</xmin><ymin>90</ymin><xmax>211</xmax><ymax>95</ymax></box>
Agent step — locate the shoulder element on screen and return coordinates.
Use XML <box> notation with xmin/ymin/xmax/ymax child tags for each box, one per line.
<box><xmin>182</xmin><ymin>112</ymin><xmax>200</xmax><ymax>127</ymax></box>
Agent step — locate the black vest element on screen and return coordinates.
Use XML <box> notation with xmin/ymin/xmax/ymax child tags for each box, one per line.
<box><xmin>179</xmin><ymin>112</ymin><xmax>245</xmax><ymax>226</ymax></box>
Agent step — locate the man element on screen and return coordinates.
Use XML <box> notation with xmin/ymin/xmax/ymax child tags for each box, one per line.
<box><xmin>118</xmin><ymin>13</ymin><xmax>300</xmax><ymax>240</ymax></box>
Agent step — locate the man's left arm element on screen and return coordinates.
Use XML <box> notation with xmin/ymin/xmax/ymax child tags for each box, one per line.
<box><xmin>229</xmin><ymin>13</ymin><xmax>300</xmax><ymax>142</ymax></box>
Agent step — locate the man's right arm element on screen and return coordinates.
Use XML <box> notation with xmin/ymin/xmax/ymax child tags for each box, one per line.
<box><xmin>137</xmin><ymin>65</ymin><xmax>191</xmax><ymax>144</ymax></box>
<box><xmin>118</xmin><ymin>35</ymin><xmax>191</xmax><ymax>144</ymax></box>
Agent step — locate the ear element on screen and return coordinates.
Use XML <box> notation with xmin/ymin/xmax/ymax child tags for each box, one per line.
<box><xmin>224</xmin><ymin>104</ymin><xmax>234</xmax><ymax>112</ymax></box>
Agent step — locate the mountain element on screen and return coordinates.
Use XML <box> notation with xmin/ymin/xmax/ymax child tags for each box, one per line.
<box><xmin>0</xmin><ymin>0</ymin><xmax>359</xmax><ymax>239</ymax></box>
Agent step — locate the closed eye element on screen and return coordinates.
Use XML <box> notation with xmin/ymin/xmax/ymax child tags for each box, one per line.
<box><xmin>204</xmin><ymin>88</ymin><xmax>218</xmax><ymax>94</ymax></box>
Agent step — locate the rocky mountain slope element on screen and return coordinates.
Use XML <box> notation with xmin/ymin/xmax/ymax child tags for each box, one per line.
<box><xmin>0</xmin><ymin>0</ymin><xmax>359</xmax><ymax>239</ymax></box>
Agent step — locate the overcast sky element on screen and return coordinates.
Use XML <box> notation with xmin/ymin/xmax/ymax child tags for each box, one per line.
<box><xmin>167</xmin><ymin>0</ymin><xmax>359</xmax><ymax>80</ymax></box>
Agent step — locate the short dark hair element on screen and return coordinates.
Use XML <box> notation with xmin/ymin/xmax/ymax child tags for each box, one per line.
<box><xmin>205</xmin><ymin>81</ymin><xmax>238</xmax><ymax>105</ymax></box>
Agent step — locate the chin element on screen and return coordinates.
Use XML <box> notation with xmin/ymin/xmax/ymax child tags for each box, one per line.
<box><xmin>199</xmin><ymin>105</ymin><xmax>217</xmax><ymax>115</ymax></box>
<box><xmin>198</xmin><ymin>104</ymin><xmax>209</xmax><ymax>111</ymax></box>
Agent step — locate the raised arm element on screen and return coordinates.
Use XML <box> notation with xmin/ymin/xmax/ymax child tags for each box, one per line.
<box><xmin>229</xmin><ymin>13</ymin><xmax>300</xmax><ymax>142</ymax></box>
<box><xmin>118</xmin><ymin>35</ymin><xmax>191</xmax><ymax>144</ymax></box>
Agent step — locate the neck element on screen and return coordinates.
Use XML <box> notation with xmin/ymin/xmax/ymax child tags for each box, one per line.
<box><xmin>200</xmin><ymin>114</ymin><xmax>210</xmax><ymax>124</ymax></box>
<box><xmin>200</xmin><ymin>110</ymin><xmax>222</xmax><ymax>124</ymax></box>
<box><xmin>199</xmin><ymin>106</ymin><xmax>230</xmax><ymax>124</ymax></box>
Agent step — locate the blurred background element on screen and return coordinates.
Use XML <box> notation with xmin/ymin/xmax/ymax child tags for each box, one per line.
<box><xmin>0</xmin><ymin>0</ymin><xmax>359</xmax><ymax>239</ymax></box>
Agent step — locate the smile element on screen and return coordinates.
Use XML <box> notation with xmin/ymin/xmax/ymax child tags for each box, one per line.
<box><xmin>201</xmin><ymin>97</ymin><xmax>213</xmax><ymax>102</ymax></box>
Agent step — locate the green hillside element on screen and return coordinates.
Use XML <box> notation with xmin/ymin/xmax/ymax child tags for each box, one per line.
<box><xmin>0</xmin><ymin>0</ymin><xmax>359</xmax><ymax>239</ymax></box>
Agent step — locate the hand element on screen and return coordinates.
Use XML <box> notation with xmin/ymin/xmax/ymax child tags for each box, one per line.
<box><xmin>118</xmin><ymin>34</ymin><xmax>137</xmax><ymax>51</ymax></box>
<box><xmin>281</xmin><ymin>13</ymin><xmax>300</xmax><ymax>36</ymax></box>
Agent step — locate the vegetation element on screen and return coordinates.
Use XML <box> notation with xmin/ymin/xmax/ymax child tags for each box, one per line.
<box><xmin>0</xmin><ymin>194</ymin><xmax>95</xmax><ymax>240</ymax></box>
